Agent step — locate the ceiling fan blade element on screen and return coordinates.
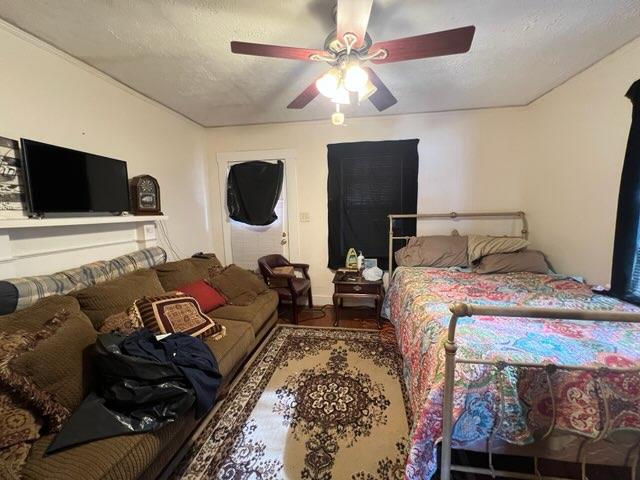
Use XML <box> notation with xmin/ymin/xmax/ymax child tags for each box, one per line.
<box><xmin>364</xmin><ymin>67</ymin><xmax>397</xmax><ymax>111</ymax></box>
<box><xmin>231</xmin><ymin>41</ymin><xmax>325</xmax><ymax>61</ymax></box>
<box><xmin>370</xmin><ymin>26</ymin><xmax>476</xmax><ymax>64</ymax></box>
<box><xmin>287</xmin><ymin>81</ymin><xmax>320</xmax><ymax>109</ymax></box>
<box><xmin>337</xmin><ymin>0</ymin><xmax>373</xmax><ymax>49</ymax></box>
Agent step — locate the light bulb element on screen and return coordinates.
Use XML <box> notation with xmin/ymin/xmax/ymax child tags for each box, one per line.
<box><xmin>315</xmin><ymin>68</ymin><xmax>340</xmax><ymax>98</ymax></box>
<box><xmin>344</xmin><ymin>64</ymin><xmax>368</xmax><ymax>92</ymax></box>
<box><xmin>331</xmin><ymin>84</ymin><xmax>350</xmax><ymax>105</ymax></box>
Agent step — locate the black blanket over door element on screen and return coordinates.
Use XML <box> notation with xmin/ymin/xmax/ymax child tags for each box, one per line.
<box><xmin>227</xmin><ymin>160</ymin><xmax>284</xmax><ymax>226</ymax></box>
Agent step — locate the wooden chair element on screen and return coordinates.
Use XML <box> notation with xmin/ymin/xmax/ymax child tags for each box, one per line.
<box><xmin>257</xmin><ymin>254</ymin><xmax>312</xmax><ymax>325</ymax></box>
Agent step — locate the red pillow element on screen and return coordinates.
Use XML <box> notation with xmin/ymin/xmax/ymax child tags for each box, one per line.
<box><xmin>176</xmin><ymin>280</ymin><xmax>226</xmax><ymax>313</ymax></box>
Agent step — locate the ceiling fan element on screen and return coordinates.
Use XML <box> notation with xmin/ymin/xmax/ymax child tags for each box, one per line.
<box><xmin>230</xmin><ymin>0</ymin><xmax>475</xmax><ymax>122</ymax></box>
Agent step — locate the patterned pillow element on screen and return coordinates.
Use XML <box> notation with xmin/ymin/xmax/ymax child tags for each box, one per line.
<box><xmin>0</xmin><ymin>442</ymin><xmax>31</xmax><ymax>479</ymax></box>
<box><xmin>98</xmin><ymin>309</ymin><xmax>143</xmax><ymax>335</ymax></box>
<box><xmin>0</xmin><ymin>312</ymin><xmax>71</xmax><ymax>433</ymax></box>
<box><xmin>131</xmin><ymin>293</ymin><xmax>222</xmax><ymax>338</ymax></box>
<box><xmin>0</xmin><ymin>387</ymin><xmax>42</xmax><ymax>449</ymax></box>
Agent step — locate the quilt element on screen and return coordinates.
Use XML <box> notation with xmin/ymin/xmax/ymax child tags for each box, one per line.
<box><xmin>382</xmin><ymin>267</ymin><xmax>640</xmax><ymax>479</ymax></box>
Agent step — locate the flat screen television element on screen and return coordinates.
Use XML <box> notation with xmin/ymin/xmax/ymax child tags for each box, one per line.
<box><xmin>20</xmin><ymin>139</ymin><xmax>130</xmax><ymax>215</ymax></box>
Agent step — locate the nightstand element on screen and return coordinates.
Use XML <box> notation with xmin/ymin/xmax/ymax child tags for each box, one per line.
<box><xmin>332</xmin><ymin>271</ymin><xmax>384</xmax><ymax>329</ymax></box>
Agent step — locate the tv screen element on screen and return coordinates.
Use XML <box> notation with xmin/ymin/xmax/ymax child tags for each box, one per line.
<box><xmin>20</xmin><ymin>139</ymin><xmax>130</xmax><ymax>215</ymax></box>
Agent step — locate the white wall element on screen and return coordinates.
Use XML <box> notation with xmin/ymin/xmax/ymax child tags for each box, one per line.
<box><xmin>0</xmin><ymin>22</ymin><xmax>212</xmax><ymax>265</ymax></box>
<box><xmin>525</xmin><ymin>37</ymin><xmax>640</xmax><ymax>284</ymax></box>
<box><xmin>207</xmin><ymin>108</ymin><xmax>530</xmax><ymax>302</ymax></box>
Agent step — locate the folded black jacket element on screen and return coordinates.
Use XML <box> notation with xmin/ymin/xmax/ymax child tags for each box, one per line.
<box><xmin>47</xmin><ymin>329</ymin><xmax>221</xmax><ymax>454</ymax></box>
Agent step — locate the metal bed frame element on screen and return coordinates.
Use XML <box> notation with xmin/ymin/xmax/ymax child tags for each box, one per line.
<box><xmin>387</xmin><ymin>211</ymin><xmax>640</xmax><ymax>480</ymax></box>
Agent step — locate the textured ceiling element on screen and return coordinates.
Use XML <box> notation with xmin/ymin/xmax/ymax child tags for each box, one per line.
<box><xmin>1</xmin><ymin>0</ymin><xmax>639</xmax><ymax>127</ymax></box>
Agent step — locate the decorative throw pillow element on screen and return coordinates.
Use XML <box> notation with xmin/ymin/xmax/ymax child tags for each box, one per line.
<box><xmin>131</xmin><ymin>293</ymin><xmax>222</xmax><ymax>338</ymax></box>
<box><xmin>0</xmin><ymin>386</ymin><xmax>42</xmax><ymax>449</ymax></box>
<box><xmin>0</xmin><ymin>442</ymin><xmax>31</xmax><ymax>479</ymax></box>
<box><xmin>208</xmin><ymin>265</ymin><xmax>262</xmax><ymax>306</ymax></box>
<box><xmin>269</xmin><ymin>266</ymin><xmax>295</xmax><ymax>288</ymax></box>
<box><xmin>0</xmin><ymin>312</ymin><xmax>71</xmax><ymax>432</ymax></box>
<box><xmin>176</xmin><ymin>280</ymin><xmax>226</xmax><ymax>313</ymax></box>
<box><xmin>474</xmin><ymin>250</ymin><xmax>550</xmax><ymax>274</ymax></box>
<box><xmin>98</xmin><ymin>309</ymin><xmax>143</xmax><ymax>335</ymax></box>
<box><xmin>467</xmin><ymin>235</ymin><xmax>530</xmax><ymax>263</ymax></box>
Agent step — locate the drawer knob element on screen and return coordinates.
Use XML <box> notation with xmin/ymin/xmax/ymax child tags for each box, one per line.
<box><xmin>353</xmin><ymin>285</ymin><xmax>362</xmax><ymax>291</ymax></box>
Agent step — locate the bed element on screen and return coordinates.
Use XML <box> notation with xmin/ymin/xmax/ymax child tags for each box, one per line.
<box><xmin>382</xmin><ymin>212</ymin><xmax>640</xmax><ymax>480</ymax></box>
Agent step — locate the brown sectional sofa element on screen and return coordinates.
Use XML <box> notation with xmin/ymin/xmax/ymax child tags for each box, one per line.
<box><xmin>1</xmin><ymin>255</ymin><xmax>279</xmax><ymax>480</ymax></box>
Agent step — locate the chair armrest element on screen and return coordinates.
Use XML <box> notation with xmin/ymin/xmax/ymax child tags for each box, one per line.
<box><xmin>266</xmin><ymin>271</ymin><xmax>295</xmax><ymax>289</ymax></box>
<box><xmin>290</xmin><ymin>263</ymin><xmax>310</xmax><ymax>279</ymax></box>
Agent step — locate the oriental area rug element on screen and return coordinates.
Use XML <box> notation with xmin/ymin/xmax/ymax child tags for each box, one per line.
<box><xmin>173</xmin><ymin>325</ymin><xmax>411</xmax><ymax>480</ymax></box>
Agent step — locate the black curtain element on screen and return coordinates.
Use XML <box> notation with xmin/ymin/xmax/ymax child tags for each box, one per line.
<box><xmin>227</xmin><ymin>160</ymin><xmax>284</xmax><ymax>226</ymax></box>
<box><xmin>327</xmin><ymin>139</ymin><xmax>419</xmax><ymax>270</ymax></box>
<box><xmin>610</xmin><ymin>79</ymin><xmax>640</xmax><ymax>304</ymax></box>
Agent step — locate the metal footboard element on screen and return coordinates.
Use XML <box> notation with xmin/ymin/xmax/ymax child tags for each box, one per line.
<box><xmin>440</xmin><ymin>303</ymin><xmax>640</xmax><ymax>480</ymax></box>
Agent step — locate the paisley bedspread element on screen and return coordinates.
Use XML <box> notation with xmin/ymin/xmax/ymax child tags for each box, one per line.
<box><xmin>382</xmin><ymin>267</ymin><xmax>640</xmax><ymax>480</ymax></box>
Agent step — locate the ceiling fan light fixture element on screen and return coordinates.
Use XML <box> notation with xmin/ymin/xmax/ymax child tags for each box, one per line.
<box><xmin>343</xmin><ymin>63</ymin><xmax>368</xmax><ymax>92</ymax></box>
<box><xmin>331</xmin><ymin>84</ymin><xmax>351</xmax><ymax>105</ymax></box>
<box><xmin>316</xmin><ymin>68</ymin><xmax>341</xmax><ymax>98</ymax></box>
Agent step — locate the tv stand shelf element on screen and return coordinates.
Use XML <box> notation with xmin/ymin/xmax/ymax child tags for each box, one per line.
<box><xmin>0</xmin><ymin>215</ymin><xmax>166</xmax><ymax>229</ymax></box>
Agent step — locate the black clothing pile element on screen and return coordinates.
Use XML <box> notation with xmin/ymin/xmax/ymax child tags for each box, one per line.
<box><xmin>47</xmin><ymin>329</ymin><xmax>221</xmax><ymax>453</ymax></box>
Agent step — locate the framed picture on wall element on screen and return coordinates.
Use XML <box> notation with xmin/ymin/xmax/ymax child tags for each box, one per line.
<box><xmin>0</xmin><ymin>137</ymin><xmax>27</xmax><ymax>217</ymax></box>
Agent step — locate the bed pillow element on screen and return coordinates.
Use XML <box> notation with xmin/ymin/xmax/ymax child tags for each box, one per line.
<box><xmin>395</xmin><ymin>235</ymin><xmax>468</xmax><ymax>267</ymax></box>
<box><xmin>467</xmin><ymin>235</ymin><xmax>530</xmax><ymax>263</ymax></box>
<box><xmin>176</xmin><ymin>280</ymin><xmax>226</xmax><ymax>313</ymax></box>
<box><xmin>475</xmin><ymin>250</ymin><xmax>549</xmax><ymax>274</ymax></box>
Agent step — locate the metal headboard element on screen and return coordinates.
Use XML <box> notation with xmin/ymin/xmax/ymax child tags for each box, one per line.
<box><xmin>387</xmin><ymin>211</ymin><xmax>528</xmax><ymax>274</ymax></box>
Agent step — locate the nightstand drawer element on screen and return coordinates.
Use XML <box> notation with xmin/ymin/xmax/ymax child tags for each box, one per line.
<box><xmin>335</xmin><ymin>283</ymin><xmax>381</xmax><ymax>294</ymax></box>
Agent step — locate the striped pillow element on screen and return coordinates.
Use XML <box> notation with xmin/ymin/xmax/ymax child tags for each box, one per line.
<box><xmin>131</xmin><ymin>293</ymin><xmax>222</xmax><ymax>338</ymax></box>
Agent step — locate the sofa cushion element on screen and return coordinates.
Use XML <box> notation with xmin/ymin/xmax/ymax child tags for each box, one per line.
<box><xmin>71</xmin><ymin>269</ymin><xmax>164</xmax><ymax>329</ymax></box>
<box><xmin>153</xmin><ymin>260</ymin><xmax>200</xmax><ymax>292</ymax></box>
<box><xmin>188</xmin><ymin>255</ymin><xmax>224</xmax><ymax>279</ymax></box>
<box><xmin>204</xmin><ymin>319</ymin><xmax>253</xmax><ymax>381</ymax></box>
<box><xmin>209</xmin><ymin>290</ymin><xmax>278</xmax><ymax>335</ymax></box>
<box><xmin>0</xmin><ymin>295</ymin><xmax>81</xmax><ymax>335</ymax></box>
<box><xmin>21</xmin><ymin>412</ymin><xmax>197</xmax><ymax>480</ymax></box>
<box><xmin>208</xmin><ymin>265</ymin><xmax>268</xmax><ymax>306</ymax></box>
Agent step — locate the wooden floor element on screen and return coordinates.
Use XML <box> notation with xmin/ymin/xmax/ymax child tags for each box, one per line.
<box><xmin>278</xmin><ymin>304</ymin><xmax>383</xmax><ymax>329</ymax></box>
<box><xmin>277</xmin><ymin>304</ymin><xmax>629</xmax><ymax>480</ymax></box>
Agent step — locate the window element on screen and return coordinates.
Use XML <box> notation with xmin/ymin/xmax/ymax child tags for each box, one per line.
<box><xmin>327</xmin><ymin>139</ymin><xmax>419</xmax><ymax>270</ymax></box>
<box><xmin>611</xmin><ymin>79</ymin><xmax>640</xmax><ymax>303</ymax></box>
